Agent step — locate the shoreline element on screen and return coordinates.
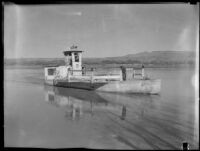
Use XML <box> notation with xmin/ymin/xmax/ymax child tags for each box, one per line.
<box><xmin>4</xmin><ymin>64</ymin><xmax>195</xmax><ymax>70</ymax></box>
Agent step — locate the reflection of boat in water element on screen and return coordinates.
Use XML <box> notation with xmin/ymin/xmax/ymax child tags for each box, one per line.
<box><xmin>44</xmin><ymin>85</ymin><xmax>109</xmax><ymax>105</ymax></box>
<box><xmin>44</xmin><ymin>45</ymin><xmax>161</xmax><ymax>94</ymax></box>
<box><xmin>44</xmin><ymin>85</ymin><xmax>124</xmax><ymax>120</ymax></box>
<box><xmin>44</xmin><ymin>85</ymin><xmax>160</xmax><ymax>120</ymax></box>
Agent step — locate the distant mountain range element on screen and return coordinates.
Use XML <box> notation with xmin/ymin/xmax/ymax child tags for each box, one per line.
<box><xmin>4</xmin><ymin>51</ymin><xmax>196</xmax><ymax>68</ymax></box>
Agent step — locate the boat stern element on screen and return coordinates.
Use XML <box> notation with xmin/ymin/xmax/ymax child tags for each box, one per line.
<box><xmin>44</xmin><ymin>67</ymin><xmax>57</xmax><ymax>86</ymax></box>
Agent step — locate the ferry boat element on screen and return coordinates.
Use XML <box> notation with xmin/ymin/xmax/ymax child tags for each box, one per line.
<box><xmin>44</xmin><ymin>45</ymin><xmax>161</xmax><ymax>94</ymax></box>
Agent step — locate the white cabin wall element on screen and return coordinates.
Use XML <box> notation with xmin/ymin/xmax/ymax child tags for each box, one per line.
<box><xmin>71</xmin><ymin>52</ymin><xmax>82</xmax><ymax>76</ymax></box>
<box><xmin>44</xmin><ymin>67</ymin><xmax>56</xmax><ymax>80</ymax></box>
<box><xmin>71</xmin><ymin>52</ymin><xmax>75</xmax><ymax>63</ymax></box>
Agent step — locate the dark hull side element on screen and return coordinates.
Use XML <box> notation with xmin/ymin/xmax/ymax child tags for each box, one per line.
<box><xmin>55</xmin><ymin>81</ymin><xmax>108</xmax><ymax>90</ymax></box>
<box><xmin>44</xmin><ymin>85</ymin><xmax>109</xmax><ymax>103</ymax></box>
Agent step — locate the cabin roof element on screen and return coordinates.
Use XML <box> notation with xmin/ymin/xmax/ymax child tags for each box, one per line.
<box><xmin>64</xmin><ymin>45</ymin><xmax>83</xmax><ymax>53</ymax></box>
<box><xmin>63</xmin><ymin>45</ymin><xmax>83</xmax><ymax>56</ymax></box>
<box><xmin>63</xmin><ymin>50</ymin><xmax>83</xmax><ymax>53</ymax></box>
<box><xmin>44</xmin><ymin>65</ymin><xmax>59</xmax><ymax>68</ymax></box>
<box><xmin>63</xmin><ymin>50</ymin><xmax>83</xmax><ymax>56</ymax></box>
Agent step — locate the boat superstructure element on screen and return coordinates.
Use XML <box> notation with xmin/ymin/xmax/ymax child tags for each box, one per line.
<box><xmin>44</xmin><ymin>45</ymin><xmax>161</xmax><ymax>94</ymax></box>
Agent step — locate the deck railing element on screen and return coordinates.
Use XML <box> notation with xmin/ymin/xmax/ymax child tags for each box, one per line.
<box><xmin>46</xmin><ymin>66</ymin><xmax>146</xmax><ymax>83</ymax></box>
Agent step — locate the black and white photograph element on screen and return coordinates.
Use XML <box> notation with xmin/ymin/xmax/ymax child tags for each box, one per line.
<box><xmin>3</xmin><ymin>2</ymin><xmax>199</xmax><ymax>149</ymax></box>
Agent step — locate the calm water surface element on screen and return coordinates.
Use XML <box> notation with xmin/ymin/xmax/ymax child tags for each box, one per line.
<box><xmin>4</xmin><ymin>67</ymin><xmax>199</xmax><ymax>149</ymax></box>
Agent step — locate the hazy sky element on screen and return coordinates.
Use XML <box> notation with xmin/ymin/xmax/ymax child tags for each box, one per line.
<box><xmin>4</xmin><ymin>4</ymin><xmax>199</xmax><ymax>58</ymax></box>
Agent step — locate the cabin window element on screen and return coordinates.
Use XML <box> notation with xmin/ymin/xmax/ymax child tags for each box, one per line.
<box><xmin>74</xmin><ymin>53</ymin><xmax>79</xmax><ymax>62</ymax></box>
<box><xmin>48</xmin><ymin>68</ymin><xmax>55</xmax><ymax>75</ymax></box>
<box><xmin>64</xmin><ymin>52</ymin><xmax>72</xmax><ymax>56</ymax></box>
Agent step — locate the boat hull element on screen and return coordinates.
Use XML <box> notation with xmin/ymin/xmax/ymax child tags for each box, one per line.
<box><xmin>96</xmin><ymin>79</ymin><xmax>161</xmax><ymax>94</ymax></box>
<box><xmin>45</xmin><ymin>79</ymin><xmax>161</xmax><ymax>94</ymax></box>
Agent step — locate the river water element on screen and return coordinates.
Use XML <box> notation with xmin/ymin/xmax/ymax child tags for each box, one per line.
<box><xmin>4</xmin><ymin>67</ymin><xmax>199</xmax><ymax>149</ymax></box>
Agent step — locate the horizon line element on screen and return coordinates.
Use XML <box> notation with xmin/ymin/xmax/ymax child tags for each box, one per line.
<box><xmin>4</xmin><ymin>50</ymin><xmax>194</xmax><ymax>59</ymax></box>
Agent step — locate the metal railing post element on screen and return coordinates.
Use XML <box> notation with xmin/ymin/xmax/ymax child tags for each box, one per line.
<box><xmin>91</xmin><ymin>68</ymin><xmax>94</xmax><ymax>83</ymax></box>
<box><xmin>142</xmin><ymin>68</ymin><xmax>145</xmax><ymax>79</ymax></box>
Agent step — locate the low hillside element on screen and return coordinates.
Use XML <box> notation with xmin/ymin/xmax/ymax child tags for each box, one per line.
<box><xmin>4</xmin><ymin>51</ymin><xmax>196</xmax><ymax>68</ymax></box>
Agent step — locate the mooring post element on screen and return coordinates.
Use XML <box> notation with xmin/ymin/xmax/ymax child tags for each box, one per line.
<box><xmin>142</xmin><ymin>64</ymin><xmax>145</xmax><ymax>79</ymax></box>
<box><xmin>120</xmin><ymin>66</ymin><xmax>126</xmax><ymax>81</ymax></box>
